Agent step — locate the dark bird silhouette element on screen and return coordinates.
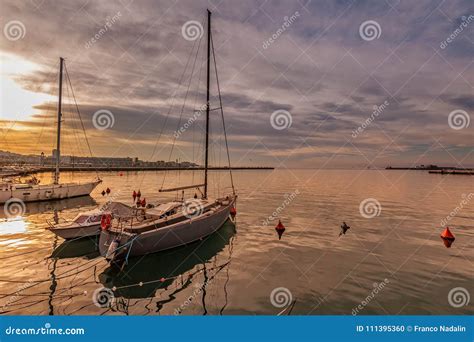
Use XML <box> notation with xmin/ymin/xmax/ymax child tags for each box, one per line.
<box><xmin>339</xmin><ymin>222</ymin><xmax>350</xmax><ymax>236</ymax></box>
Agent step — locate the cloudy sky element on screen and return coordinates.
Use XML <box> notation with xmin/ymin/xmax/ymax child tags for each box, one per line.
<box><xmin>0</xmin><ymin>0</ymin><xmax>473</xmax><ymax>168</ymax></box>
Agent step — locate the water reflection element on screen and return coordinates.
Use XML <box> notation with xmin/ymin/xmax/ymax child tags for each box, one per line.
<box><xmin>0</xmin><ymin>195</ymin><xmax>96</xmax><ymax>219</ymax></box>
<box><xmin>99</xmin><ymin>221</ymin><xmax>236</xmax><ymax>300</ymax></box>
<box><xmin>50</xmin><ymin>236</ymin><xmax>100</xmax><ymax>259</ymax></box>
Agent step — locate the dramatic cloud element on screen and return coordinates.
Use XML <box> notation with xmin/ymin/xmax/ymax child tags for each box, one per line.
<box><xmin>1</xmin><ymin>0</ymin><xmax>473</xmax><ymax>167</ymax></box>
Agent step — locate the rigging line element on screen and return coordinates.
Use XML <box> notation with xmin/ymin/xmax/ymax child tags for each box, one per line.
<box><xmin>34</xmin><ymin>67</ymin><xmax>60</xmax><ymax>153</ymax></box>
<box><xmin>134</xmin><ymin>19</ymin><xmax>205</xmax><ymax>191</ymax></box>
<box><xmin>64</xmin><ymin>78</ymin><xmax>84</xmax><ymax>159</ymax></box>
<box><xmin>64</xmin><ymin>62</ymin><xmax>99</xmax><ymax>178</ymax></box>
<box><xmin>211</xmin><ymin>31</ymin><xmax>235</xmax><ymax>195</ymax></box>
<box><xmin>161</xmin><ymin>29</ymin><xmax>204</xmax><ymax>190</ymax></box>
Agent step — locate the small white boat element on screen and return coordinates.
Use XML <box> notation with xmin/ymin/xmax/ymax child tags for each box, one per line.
<box><xmin>47</xmin><ymin>202</ymin><xmax>134</xmax><ymax>240</ymax></box>
<box><xmin>0</xmin><ymin>178</ymin><xmax>101</xmax><ymax>204</ymax></box>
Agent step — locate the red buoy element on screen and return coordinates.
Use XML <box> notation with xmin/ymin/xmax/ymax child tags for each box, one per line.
<box><xmin>141</xmin><ymin>198</ymin><xmax>146</xmax><ymax>207</ymax></box>
<box><xmin>101</xmin><ymin>190</ymin><xmax>106</xmax><ymax>196</ymax></box>
<box><xmin>101</xmin><ymin>214</ymin><xmax>112</xmax><ymax>230</ymax></box>
<box><xmin>133</xmin><ymin>190</ymin><xmax>137</xmax><ymax>201</ymax></box>
<box><xmin>137</xmin><ymin>190</ymin><xmax>141</xmax><ymax>199</ymax></box>
<box><xmin>440</xmin><ymin>227</ymin><xmax>455</xmax><ymax>248</ymax></box>
<box><xmin>106</xmin><ymin>187</ymin><xmax>111</xmax><ymax>194</ymax></box>
<box><xmin>275</xmin><ymin>220</ymin><xmax>285</xmax><ymax>240</ymax></box>
<box><xmin>230</xmin><ymin>206</ymin><xmax>237</xmax><ymax>218</ymax></box>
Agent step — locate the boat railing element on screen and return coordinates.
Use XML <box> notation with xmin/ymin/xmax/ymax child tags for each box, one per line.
<box><xmin>110</xmin><ymin>209</ymin><xmax>149</xmax><ymax>232</ymax></box>
<box><xmin>45</xmin><ymin>217</ymin><xmax>72</xmax><ymax>229</ymax></box>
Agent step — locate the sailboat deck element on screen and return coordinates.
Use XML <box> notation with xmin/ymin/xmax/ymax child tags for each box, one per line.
<box><xmin>109</xmin><ymin>197</ymin><xmax>232</xmax><ymax>234</ymax></box>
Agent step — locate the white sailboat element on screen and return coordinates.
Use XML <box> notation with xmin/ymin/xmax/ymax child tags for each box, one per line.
<box><xmin>99</xmin><ymin>10</ymin><xmax>237</xmax><ymax>263</ymax></box>
<box><xmin>0</xmin><ymin>57</ymin><xmax>101</xmax><ymax>204</ymax></box>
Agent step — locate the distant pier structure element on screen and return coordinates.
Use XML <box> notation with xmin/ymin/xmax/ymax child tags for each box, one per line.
<box><xmin>386</xmin><ymin>164</ymin><xmax>473</xmax><ymax>175</ymax></box>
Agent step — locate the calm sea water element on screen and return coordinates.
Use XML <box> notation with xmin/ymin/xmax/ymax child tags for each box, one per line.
<box><xmin>0</xmin><ymin>169</ymin><xmax>472</xmax><ymax>315</ymax></box>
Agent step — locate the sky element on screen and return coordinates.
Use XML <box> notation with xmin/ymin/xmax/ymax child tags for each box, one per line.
<box><xmin>0</xmin><ymin>0</ymin><xmax>473</xmax><ymax>168</ymax></box>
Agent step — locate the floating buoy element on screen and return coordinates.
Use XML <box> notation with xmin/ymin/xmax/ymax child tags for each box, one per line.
<box><xmin>101</xmin><ymin>190</ymin><xmax>106</xmax><ymax>196</ymax></box>
<box><xmin>275</xmin><ymin>220</ymin><xmax>285</xmax><ymax>240</ymax></box>
<box><xmin>137</xmin><ymin>190</ymin><xmax>141</xmax><ymax>199</ymax></box>
<box><xmin>106</xmin><ymin>187</ymin><xmax>111</xmax><ymax>194</ymax></box>
<box><xmin>141</xmin><ymin>198</ymin><xmax>146</xmax><ymax>207</ymax></box>
<box><xmin>119</xmin><ymin>172</ymin><xmax>123</xmax><ymax>176</ymax></box>
<box><xmin>440</xmin><ymin>227</ymin><xmax>455</xmax><ymax>248</ymax></box>
<box><xmin>230</xmin><ymin>206</ymin><xmax>237</xmax><ymax>218</ymax></box>
<box><xmin>133</xmin><ymin>190</ymin><xmax>137</xmax><ymax>201</ymax></box>
<box><xmin>160</xmin><ymin>277</ymin><xmax>166</xmax><ymax>282</ymax></box>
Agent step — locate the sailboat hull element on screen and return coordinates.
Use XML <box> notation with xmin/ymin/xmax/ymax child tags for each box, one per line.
<box><xmin>99</xmin><ymin>197</ymin><xmax>235</xmax><ymax>259</ymax></box>
<box><xmin>0</xmin><ymin>180</ymin><xmax>101</xmax><ymax>204</ymax></box>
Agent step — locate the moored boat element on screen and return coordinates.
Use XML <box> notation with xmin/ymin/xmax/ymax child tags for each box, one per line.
<box><xmin>99</xmin><ymin>10</ymin><xmax>237</xmax><ymax>264</ymax></box>
<box><xmin>0</xmin><ymin>57</ymin><xmax>101</xmax><ymax>204</ymax></box>
<box><xmin>47</xmin><ymin>201</ymin><xmax>135</xmax><ymax>240</ymax></box>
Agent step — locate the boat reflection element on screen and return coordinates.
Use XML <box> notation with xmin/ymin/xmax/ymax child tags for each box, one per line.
<box><xmin>50</xmin><ymin>235</ymin><xmax>100</xmax><ymax>259</ymax></box>
<box><xmin>0</xmin><ymin>195</ymin><xmax>97</xmax><ymax>219</ymax></box>
<box><xmin>99</xmin><ymin>220</ymin><xmax>236</xmax><ymax>300</ymax></box>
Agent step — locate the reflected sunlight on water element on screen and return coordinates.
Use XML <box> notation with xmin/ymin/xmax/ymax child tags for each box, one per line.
<box><xmin>0</xmin><ymin>218</ymin><xmax>29</xmax><ymax>235</ymax></box>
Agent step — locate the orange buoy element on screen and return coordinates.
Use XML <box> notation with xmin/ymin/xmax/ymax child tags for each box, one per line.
<box><xmin>141</xmin><ymin>198</ymin><xmax>146</xmax><ymax>207</ymax></box>
<box><xmin>275</xmin><ymin>220</ymin><xmax>285</xmax><ymax>240</ymax></box>
<box><xmin>132</xmin><ymin>190</ymin><xmax>137</xmax><ymax>201</ymax></box>
<box><xmin>440</xmin><ymin>227</ymin><xmax>455</xmax><ymax>248</ymax></box>
<box><xmin>230</xmin><ymin>207</ymin><xmax>237</xmax><ymax>218</ymax></box>
<box><xmin>137</xmin><ymin>190</ymin><xmax>141</xmax><ymax>199</ymax></box>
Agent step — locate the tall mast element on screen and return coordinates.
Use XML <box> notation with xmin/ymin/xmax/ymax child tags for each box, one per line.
<box><xmin>203</xmin><ymin>9</ymin><xmax>211</xmax><ymax>199</ymax></box>
<box><xmin>54</xmin><ymin>57</ymin><xmax>64</xmax><ymax>185</ymax></box>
